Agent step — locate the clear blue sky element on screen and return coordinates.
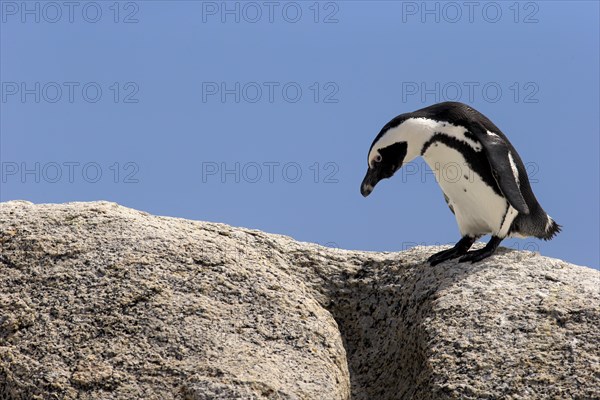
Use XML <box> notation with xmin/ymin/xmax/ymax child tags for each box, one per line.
<box><xmin>1</xmin><ymin>1</ymin><xmax>598</xmax><ymax>269</ymax></box>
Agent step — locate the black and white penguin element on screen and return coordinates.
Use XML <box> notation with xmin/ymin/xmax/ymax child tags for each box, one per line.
<box><xmin>361</xmin><ymin>101</ymin><xmax>560</xmax><ymax>265</ymax></box>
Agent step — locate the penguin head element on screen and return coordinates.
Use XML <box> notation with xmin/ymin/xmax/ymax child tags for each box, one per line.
<box><xmin>361</xmin><ymin>117</ymin><xmax>420</xmax><ymax>197</ymax></box>
<box><xmin>361</xmin><ymin>140</ymin><xmax>408</xmax><ymax>197</ymax></box>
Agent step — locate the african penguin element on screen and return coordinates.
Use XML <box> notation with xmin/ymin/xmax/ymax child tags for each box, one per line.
<box><xmin>361</xmin><ymin>101</ymin><xmax>560</xmax><ymax>265</ymax></box>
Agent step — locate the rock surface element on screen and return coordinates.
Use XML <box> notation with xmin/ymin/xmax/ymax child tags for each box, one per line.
<box><xmin>0</xmin><ymin>201</ymin><xmax>598</xmax><ymax>400</ymax></box>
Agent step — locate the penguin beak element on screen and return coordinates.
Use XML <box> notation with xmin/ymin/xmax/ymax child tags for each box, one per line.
<box><xmin>361</xmin><ymin>168</ymin><xmax>378</xmax><ymax>197</ymax></box>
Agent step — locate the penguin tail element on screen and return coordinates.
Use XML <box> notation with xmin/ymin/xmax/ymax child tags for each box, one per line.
<box><xmin>538</xmin><ymin>216</ymin><xmax>561</xmax><ymax>241</ymax></box>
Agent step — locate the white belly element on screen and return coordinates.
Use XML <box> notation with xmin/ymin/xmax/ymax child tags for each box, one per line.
<box><xmin>422</xmin><ymin>143</ymin><xmax>517</xmax><ymax>237</ymax></box>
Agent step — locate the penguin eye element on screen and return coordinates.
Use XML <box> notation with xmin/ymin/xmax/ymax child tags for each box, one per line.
<box><xmin>374</xmin><ymin>154</ymin><xmax>382</xmax><ymax>163</ymax></box>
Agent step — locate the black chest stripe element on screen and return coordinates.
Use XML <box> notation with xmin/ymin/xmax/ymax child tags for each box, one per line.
<box><xmin>421</xmin><ymin>133</ymin><xmax>503</xmax><ymax>197</ymax></box>
<box><xmin>499</xmin><ymin>203</ymin><xmax>510</xmax><ymax>229</ymax></box>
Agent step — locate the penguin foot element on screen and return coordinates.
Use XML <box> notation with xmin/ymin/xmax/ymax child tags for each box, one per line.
<box><xmin>428</xmin><ymin>236</ymin><xmax>476</xmax><ymax>266</ymax></box>
<box><xmin>458</xmin><ymin>236</ymin><xmax>502</xmax><ymax>263</ymax></box>
<box><xmin>459</xmin><ymin>248</ymin><xmax>495</xmax><ymax>263</ymax></box>
<box><xmin>428</xmin><ymin>248</ymin><xmax>465</xmax><ymax>266</ymax></box>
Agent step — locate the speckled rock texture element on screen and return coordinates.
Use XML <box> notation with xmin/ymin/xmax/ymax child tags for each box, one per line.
<box><xmin>0</xmin><ymin>201</ymin><xmax>598</xmax><ymax>400</ymax></box>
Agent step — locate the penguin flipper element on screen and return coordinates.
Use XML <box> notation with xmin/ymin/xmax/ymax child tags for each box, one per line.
<box><xmin>473</xmin><ymin>126</ymin><xmax>530</xmax><ymax>215</ymax></box>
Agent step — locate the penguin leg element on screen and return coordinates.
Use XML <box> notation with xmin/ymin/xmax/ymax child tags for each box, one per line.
<box><xmin>459</xmin><ymin>236</ymin><xmax>502</xmax><ymax>263</ymax></box>
<box><xmin>428</xmin><ymin>236</ymin><xmax>477</xmax><ymax>266</ymax></box>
